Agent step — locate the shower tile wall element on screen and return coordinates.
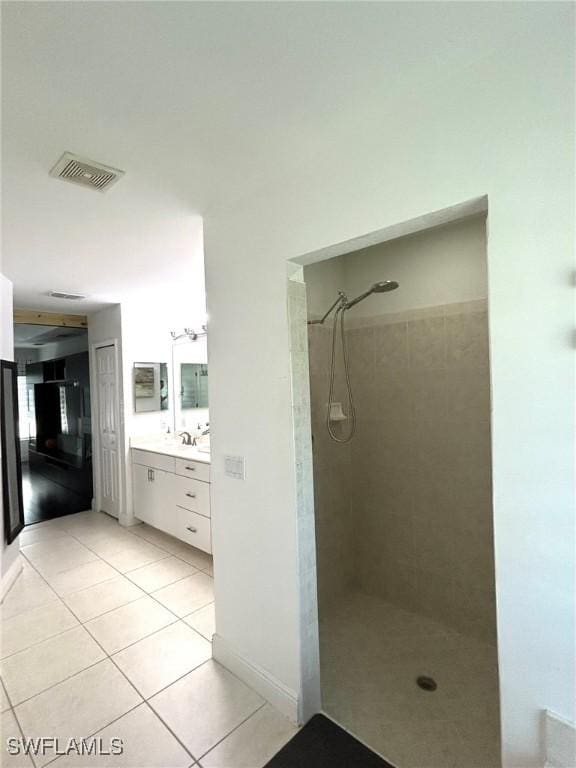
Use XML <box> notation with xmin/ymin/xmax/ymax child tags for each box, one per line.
<box><xmin>347</xmin><ymin>299</ymin><xmax>495</xmax><ymax>643</ymax></box>
<box><xmin>308</xmin><ymin>324</ymin><xmax>354</xmax><ymax>609</ymax></box>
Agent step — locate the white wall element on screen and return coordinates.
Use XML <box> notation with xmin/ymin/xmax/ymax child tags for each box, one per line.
<box><xmin>205</xmin><ymin>5</ymin><xmax>574</xmax><ymax>766</ymax></box>
<box><xmin>344</xmin><ymin>214</ymin><xmax>487</xmax><ymax>316</ymax></box>
<box><xmin>0</xmin><ymin>273</ymin><xmax>20</xmax><ymax>582</ymax></box>
<box><xmin>305</xmin><ymin>214</ymin><xmax>488</xmax><ymax>319</ymax></box>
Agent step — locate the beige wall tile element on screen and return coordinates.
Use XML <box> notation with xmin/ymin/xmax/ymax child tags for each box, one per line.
<box><xmin>408</xmin><ymin>316</ymin><xmax>446</xmax><ymax>369</ymax></box>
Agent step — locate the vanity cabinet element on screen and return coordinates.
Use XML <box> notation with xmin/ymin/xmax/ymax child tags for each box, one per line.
<box><xmin>131</xmin><ymin>447</ymin><xmax>211</xmax><ymax>553</ymax></box>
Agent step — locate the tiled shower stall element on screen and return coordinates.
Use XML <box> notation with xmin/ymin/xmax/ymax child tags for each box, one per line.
<box><xmin>301</xmin><ymin>216</ymin><xmax>501</xmax><ymax>767</ymax></box>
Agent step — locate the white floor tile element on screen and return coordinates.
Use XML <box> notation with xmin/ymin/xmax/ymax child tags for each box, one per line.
<box><xmin>149</xmin><ymin>660</ymin><xmax>263</xmax><ymax>759</ymax></box>
<box><xmin>0</xmin><ymin>571</ymin><xmax>58</xmax><ymax>621</ymax></box>
<box><xmin>2</xmin><ymin>600</ymin><xmax>79</xmax><ymax>659</ymax></box>
<box><xmin>172</xmin><ymin>546</ymin><xmax>212</xmax><ymax>572</ymax></box>
<box><xmin>18</xmin><ymin>527</ymin><xmax>70</xmax><ymax>547</ymax></box>
<box><xmin>1</xmin><ymin>708</ymin><xmax>34</xmax><ymax>767</ymax></box>
<box><xmin>98</xmin><ymin>541</ymin><xmax>170</xmax><ymax>573</ymax></box>
<box><xmin>152</xmin><ymin>573</ymin><xmax>214</xmax><ymax>618</ymax></box>
<box><xmin>1</xmin><ymin>680</ymin><xmax>10</xmax><ymax>711</ymax></box>
<box><xmin>126</xmin><ymin>557</ymin><xmax>197</xmax><ymax>593</ymax></box>
<box><xmin>201</xmin><ymin>704</ymin><xmax>297</xmax><ymax>768</ymax></box>
<box><xmin>52</xmin><ymin>703</ymin><xmax>191</xmax><ymax>767</ymax></box>
<box><xmin>183</xmin><ymin>603</ymin><xmax>215</xmax><ymax>641</ymax></box>
<box><xmin>15</xmin><ymin>660</ymin><xmax>142</xmax><ymax>768</ymax></box>
<box><xmin>45</xmin><ymin>560</ymin><xmax>119</xmax><ymax>597</ymax></box>
<box><xmin>113</xmin><ymin>621</ymin><xmax>212</xmax><ymax>699</ymax></box>
<box><xmin>85</xmin><ymin>596</ymin><xmax>176</xmax><ymax>654</ymax></box>
<box><xmin>129</xmin><ymin>524</ymin><xmax>182</xmax><ymax>553</ymax></box>
<box><xmin>63</xmin><ymin>577</ymin><xmax>145</xmax><ymax>623</ymax></box>
<box><xmin>22</xmin><ymin>539</ymin><xmax>99</xmax><ymax>576</ymax></box>
<box><xmin>1</xmin><ymin>626</ymin><xmax>105</xmax><ymax>705</ymax></box>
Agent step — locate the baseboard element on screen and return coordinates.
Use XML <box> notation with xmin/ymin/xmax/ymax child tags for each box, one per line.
<box><xmin>545</xmin><ymin>710</ymin><xmax>576</xmax><ymax>768</ymax></box>
<box><xmin>1</xmin><ymin>554</ymin><xmax>23</xmax><ymax>602</ymax></box>
<box><xmin>212</xmin><ymin>633</ymin><xmax>300</xmax><ymax>724</ymax></box>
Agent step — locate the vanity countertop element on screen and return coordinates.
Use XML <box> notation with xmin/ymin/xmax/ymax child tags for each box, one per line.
<box><xmin>130</xmin><ymin>436</ymin><xmax>211</xmax><ymax>464</ymax></box>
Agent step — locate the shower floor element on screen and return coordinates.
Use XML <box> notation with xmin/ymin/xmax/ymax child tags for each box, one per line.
<box><xmin>319</xmin><ymin>591</ymin><xmax>501</xmax><ymax>768</ymax></box>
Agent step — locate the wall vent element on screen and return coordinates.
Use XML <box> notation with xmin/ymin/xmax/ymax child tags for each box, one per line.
<box><xmin>49</xmin><ymin>152</ymin><xmax>125</xmax><ymax>192</ymax></box>
<box><xmin>48</xmin><ymin>291</ymin><xmax>87</xmax><ymax>301</ymax></box>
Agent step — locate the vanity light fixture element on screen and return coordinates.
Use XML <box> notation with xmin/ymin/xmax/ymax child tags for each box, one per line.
<box><xmin>170</xmin><ymin>325</ymin><xmax>207</xmax><ymax>342</ymax></box>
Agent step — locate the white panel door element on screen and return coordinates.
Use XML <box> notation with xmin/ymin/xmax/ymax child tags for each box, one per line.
<box><xmin>96</xmin><ymin>345</ymin><xmax>119</xmax><ymax>518</ymax></box>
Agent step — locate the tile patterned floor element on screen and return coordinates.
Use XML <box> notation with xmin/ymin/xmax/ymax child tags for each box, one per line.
<box><xmin>320</xmin><ymin>591</ymin><xmax>502</xmax><ymax>768</ymax></box>
<box><xmin>1</xmin><ymin>510</ymin><xmax>298</xmax><ymax>768</ymax></box>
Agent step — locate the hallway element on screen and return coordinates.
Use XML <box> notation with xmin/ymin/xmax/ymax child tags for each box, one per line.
<box><xmin>1</xmin><ymin>511</ymin><xmax>297</xmax><ymax>767</ymax></box>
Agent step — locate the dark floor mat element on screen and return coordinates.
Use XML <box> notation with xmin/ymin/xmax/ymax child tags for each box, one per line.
<box><xmin>264</xmin><ymin>714</ymin><xmax>395</xmax><ymax>768</ymax></box>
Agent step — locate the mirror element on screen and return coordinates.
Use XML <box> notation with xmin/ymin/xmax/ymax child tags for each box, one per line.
<box><xmin>133</xmin><ymin>362</ymin><xmax>169</xmax><ymax>413</ymax></box>
<box><xmin>181</xmin><ymin>363</ymin><xmax>208</xmax><ymax>409</ymax></box>
<box><xmin>172</xmin><ymin>337</ymin><xmax>208</xmax><ymax>431</ymax></box>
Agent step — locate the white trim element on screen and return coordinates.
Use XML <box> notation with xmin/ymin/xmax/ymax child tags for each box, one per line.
<box><xmin>1</xmin><ymin>554</ymin><xmax>23</xmax><ymax>602</ymax></box>
<box><xmin>293</xmin><ymin>195</ymin><xmax>487</xmax><ymax>267</ymax></box>
<box><xmin>90</xmin><ymin>338</ymin><xmax>123</xmax><ymax>521</ymax></box>
<box><xmin>544</xmin><ymin>710</ymin><xmax>576</xmax><ymax>768</ymax></box>
<box><xmin>212</xmin><ymin>633</ymin><xmax>300</xmax><ymax>724</ymax></box>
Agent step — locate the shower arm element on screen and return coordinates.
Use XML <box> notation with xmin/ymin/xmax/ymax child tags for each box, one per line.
<box><xmin>307</xmin><ymin>292</ymin><xmax>348</xmax><ymax>325</ymax></box>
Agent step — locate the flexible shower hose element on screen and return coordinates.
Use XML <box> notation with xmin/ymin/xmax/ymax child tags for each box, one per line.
<box><xmin>326</xmin><ymin>306</ymin><xmax>356</xmax><ymax>443</ymax></box>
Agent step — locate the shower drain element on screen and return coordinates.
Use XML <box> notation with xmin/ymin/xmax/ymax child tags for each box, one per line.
<box><xmin>416</xmin><ymin>676</ymin><xmax>437</xmax><ymax>692</ymax></box>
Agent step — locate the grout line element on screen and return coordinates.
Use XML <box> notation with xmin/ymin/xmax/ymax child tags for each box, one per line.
<box><xmin>196</xmin><ymin>701</ymin><xmax>268</xmax><ymax>762</ymax></box>
<box><xmin>39</xmin><ymin>700</ymin><xmax>146</xmax><ymax>768</ymax></box>
<box><xmin>144</xmin><ymin>698</ymin><xmax>200</xmax><ymax>764</ymax></box>
<box><xmin>10</xmin><ymin>656</ymin><xmax>106</xmax><ymax>709</ymax></box>
<box><xmin>4</xmin><ymin>511</ymin><xmax>215</xmax><ymax>765</ymax></box>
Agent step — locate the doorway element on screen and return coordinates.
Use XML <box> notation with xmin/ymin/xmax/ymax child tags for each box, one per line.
<box><xmin>14</xmin><ymin>320</ymin><xmax>92</xmax><ymax>525</ymax></box>
<box><xmin>289</xmin><ymin>206</ymin><xmax>500</xmax><ymax>768</ymax></box>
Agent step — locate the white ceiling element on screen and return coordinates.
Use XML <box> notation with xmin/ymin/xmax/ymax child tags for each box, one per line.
<box><xmin>1</xmin><ymin>2</ymin><xmax>514</xmax><ymax>313</ymax></box>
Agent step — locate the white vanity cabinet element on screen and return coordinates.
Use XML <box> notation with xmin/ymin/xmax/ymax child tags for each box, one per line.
<box><xmin>131</xmin><ymin>447</ymin><xmax>212</xmax><ymax>553</ymax></box>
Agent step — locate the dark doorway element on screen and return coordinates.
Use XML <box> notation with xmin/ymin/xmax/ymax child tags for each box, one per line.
<box><xmin>15</xmin><ymin>325</ymin><xmax>93</xmax><ymax>525</ymax></box>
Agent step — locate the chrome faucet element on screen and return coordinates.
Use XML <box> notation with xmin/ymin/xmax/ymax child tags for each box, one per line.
<box><xmin>179</xmin><ymin>431</ymin><xmax>192</xmax><ymax>446</ymax></box>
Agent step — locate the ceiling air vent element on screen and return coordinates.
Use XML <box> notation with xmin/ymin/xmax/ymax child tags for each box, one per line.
<box><xmin>49</xmin><ymin>152</ymin><xmax>125</xmax><ymax>192</ymax></box>
<box><xmin>48</xmin><ymin>291</ymin><xmax>87</xmax><ymax>301</ymax></box>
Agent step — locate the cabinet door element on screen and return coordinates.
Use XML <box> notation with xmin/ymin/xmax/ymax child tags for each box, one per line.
<box><xmin>133</xmin><ymin>463</ymin><xmax>174</xmax><ymax>531</ymax></box>
<box><xmin>132</xmin><ymin>463</ymin><xmax>155</xmax><ymax>525</ymax></box>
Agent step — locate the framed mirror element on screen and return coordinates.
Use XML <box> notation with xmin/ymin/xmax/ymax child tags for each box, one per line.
<box><xmin>1</xmin><ymin>360</ymin><xmax>25</xmax><ymax>543</ymax></box>
<box><xmin>133</xmin><ymin>362</ymin><xmax>169</xmax><ymax>413</ymax></box>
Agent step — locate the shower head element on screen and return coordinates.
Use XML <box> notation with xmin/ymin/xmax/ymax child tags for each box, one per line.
<box><xmin>345</xmin><ymin>280</ymin><xmax>399</xmax><ymax>309</ymax></box>
<box><xmin>371</xmin><ymin>280</ymin><xmax>399</xmax><ymax>293</ymax></box>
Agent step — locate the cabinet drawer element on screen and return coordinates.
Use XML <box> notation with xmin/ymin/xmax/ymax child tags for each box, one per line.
<box><xmin>132</xmin><ymin>448</ymin><xmax>175</xmax><ymax>473</ymax></box>
<box><xmin>175</xmin><ymin>475</ymin><xmax>210</xmax><ymax>518</ymax></box>
<box><xmin>175</xmin><ymin>458</ymin><xmax>210</xmax><ymax>482</ymax></box>
<box><xmin>172</xmin><ymin>508</ymin><xmax>212</xmax><ymax>554</ymax></box>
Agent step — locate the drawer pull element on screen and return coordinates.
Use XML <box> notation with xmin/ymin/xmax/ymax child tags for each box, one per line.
<box><xmin>185</xmin><ymin>492</ymin><xmax>196</xmax><ymax>498</ymax></box>
<box><xmin>186</xmin><ymin>525</ymin><xmax>198</xmax><ymax>534</ymax></box>
<box><xmin>185</xmin><ymin>465</ymin><xmax>196</xmax><ymax>471</ymax></box>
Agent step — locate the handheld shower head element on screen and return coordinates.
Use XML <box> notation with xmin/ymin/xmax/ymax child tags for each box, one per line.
<box><xmin>344</xmin><ymin>279</ymin><xmax>399</xmax><ymax>309</ymax></box>
<box><xmin>371</xmin><ymin>280</ymin><xmax>399</xmax><ymax>293</ymax></box>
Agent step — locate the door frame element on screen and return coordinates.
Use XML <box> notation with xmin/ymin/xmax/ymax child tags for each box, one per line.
<box><xmin>286</xmin><ymin>195</ymin><xmax>493</xmax><ymax>723</ymax></box>
<box><xmin>90</xmin><ymin>338</ymin><xmax>123</xmax><ymax>520</ymax></box>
